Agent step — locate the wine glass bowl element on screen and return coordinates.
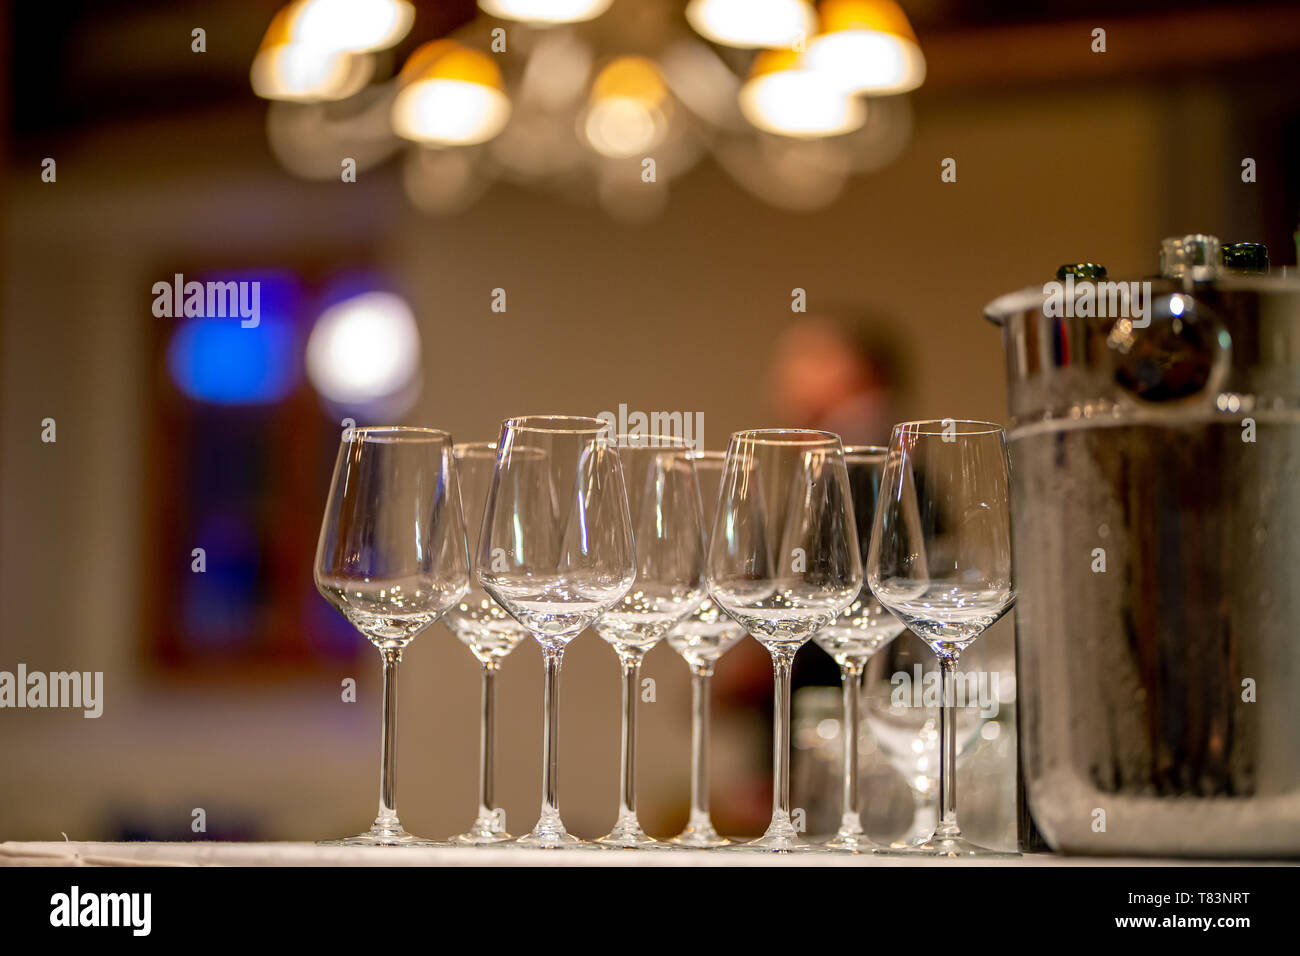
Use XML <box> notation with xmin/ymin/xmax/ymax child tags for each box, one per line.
<box><xmin>866</xmin><ymin>422</ymin><xmax>1014</xmax><ymax>655</ymax></box>
<box><xmin>666</xmin><ymin>599</ymin><xmax>744</xmax><ymax>671</ymax></box>
<box><xmin>707</xmin><ymin>435</ymin><xmax>861</xmax><ymax>647</ymax></box>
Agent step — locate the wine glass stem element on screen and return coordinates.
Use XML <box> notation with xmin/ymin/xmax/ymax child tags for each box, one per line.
<box><xmin>377</xmin><ymin>647</ymin><xmax>400</xmax><ymax>828</ymax></box>
<box><xmin>540</xmin><ymin>644</ymin><xmax>565</xmax><ymax>824</ymax></box>
<box><xmin>477</xmin><ymin>662</ymin><xmax>498</xmax><ymax>821</ymax></box>
<box><xmin>770</xmin><ymin>647</ymin><xmax>797</xmax><ymax>831</ymax></box>
<box><xmin>937</xmin><ymin>650</ymin><xmax>962</xmax><ymax>840</ymax></box>
<box><xmin>616</xmin><ymin>650</ymin><xmax>645</xmax><ymax>823</ymax></box>
<box><xmin>839</xmin><ymin>660</ymin><xmax>864</xmax><ymax>830</ymax></box>
<box><xmin>688</xmin><ymin>664</ymin><xmax>714</xmax><ymax>829</ymax></box>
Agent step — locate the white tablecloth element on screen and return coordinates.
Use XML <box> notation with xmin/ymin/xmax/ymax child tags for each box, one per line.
<box><xmin>0</xmin><ymin>841</ymin><xmax>1251</xmax><ymax>867</ymax></box>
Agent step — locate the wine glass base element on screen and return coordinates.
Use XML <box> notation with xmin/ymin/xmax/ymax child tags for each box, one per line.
<box><xmin>515</xmin><ymin>829</ymin><xmax>589</xmax><ymax>849</ymax></box>
<box><xmin>728</xmin><ymin>833</ymin><xmax>815</xmax><ymax>853</ymax></box>
<box><xmin>667</xmin><ymin>826</ymin><xmax>732</xmax><ymax>848</ymax></box>
<box><xmin>448</xmin><ymin>829</ymin><xmax>514</xmax><ymax>846</ymax></box>
<box><xmin>318</xmin><ymin>827</ymin><xmax>445</xmax><ymax>848</ymax></box>
<box><xmin>873</xmin><ymin>835</ymin><xmax>1018</xmax><ymax>858</ymax></box>
<box><xmin>596</xmin><ymin>814</ymin><xmax>675</xmax><ymax>849</ymax></box>
<box><xmin>822</xmin><ymin>832</ymin><xmax>885</xmax><ymax>852</ymax></box>
<box><xmin>595</xmin><ymin>831</ymin><xmax>676</xmax><ymax>850</ymax></box>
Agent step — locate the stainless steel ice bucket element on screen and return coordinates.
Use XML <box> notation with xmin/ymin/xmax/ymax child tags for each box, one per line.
<box><xmin>985</xmin><ymin>267</ymin><xmax>1300</xmax><ymax>856</ymax></box>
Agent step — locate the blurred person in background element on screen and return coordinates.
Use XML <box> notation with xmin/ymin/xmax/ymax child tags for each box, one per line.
<box><xmin>770</xmin><ymin>308</ymin><xmax>909</xmax><ymax>690</ymax></box>
<box><xmin>767</xmin><ymin>311</ymin><xmax>907</xmax><ymax>446</ymax></box>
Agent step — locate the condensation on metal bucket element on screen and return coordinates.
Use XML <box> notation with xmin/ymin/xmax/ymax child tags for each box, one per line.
<box><xmin>984</xmin><ymin>236</ymin><xmax>1300</xmax><ymax>857</ymax></box>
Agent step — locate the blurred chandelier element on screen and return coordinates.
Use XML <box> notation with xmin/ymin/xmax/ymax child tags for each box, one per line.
<box><xmin>252</xmin><ymin>0</ymin><xmax>923</xmax><ymax>219</ymax></box>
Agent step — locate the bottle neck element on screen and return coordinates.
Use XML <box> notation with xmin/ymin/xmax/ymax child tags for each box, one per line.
<box><xmin>1160</xmin><ymin>233</ymin><xmax>1223</xmax><ymax>280</ymax></box>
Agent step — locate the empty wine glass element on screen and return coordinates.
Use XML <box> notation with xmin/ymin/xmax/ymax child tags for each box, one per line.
<box><xmin>666</xmin><ymin>451</ymin><xmax>746</xmax><ymax>848</ymax></box>
<box><xmin>314</xmin><ymin>426</ymin><xmax>470</xmax><ymax>846</ymax></box>
<box><xmin>477</xmin><ymin>416</ymin><xmax>636</xmax><ymax>848</ymax></box>
<box><xmin>442</xmin><ymin>441</ymin><xmax>530</xmax><ymax>844</ymax></box>
<box><xmin>593</xmin><ymin>436</ymin><xmax>706</xmax><ymax>848</ymax></box>
<box><xmin>866</xmin><ymin>419</ymin><xmax>1017</xmax><ymax>857</ymax></box>
<box><xmin>707</xmin><ymin>429</ymin><xmax>862</xmax><ymax>852</ymax></box>
<box><xmin>812</xmin><ymin>445</ymin><xmax>907</xmax><ymax>851</ymax></box>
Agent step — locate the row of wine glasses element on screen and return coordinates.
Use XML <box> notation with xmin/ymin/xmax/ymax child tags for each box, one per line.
<box><xmin>312</xmin><ymin>416</ymin><xmax>1016</xmax><ymax>854</ymax></box>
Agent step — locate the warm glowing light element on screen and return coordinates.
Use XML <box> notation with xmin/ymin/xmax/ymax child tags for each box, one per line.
<box><xmin>591</xmin><ymin>56</ymin><xmax>667</xmax><ymax>103</ymax></box>
<box><xmin>291</xmin><ymin>0</ymin><xmax>414</xmax><ymax>53</ymax></box>
<box><xmin>806</xmin><ymin>0</ymin><xmax>926</xmax><ymax>94</ymax></box>
<box><xmin>392</xmin><ymin>41</ymin><xmax>512</xmax><ymax>145</ymax></box>
<box><xmin>394</xmin><ymin>82</ymin><xmax>512</xmax><ymax>145</ymax></box>
<box><xmin>251</xmin><ymin>43</ymin><xmax>359</xmax><ymax>102</ymax></box>
<box><xmin>739</xmin><ymin>51</ymin><xmax>865</xmax><ymax>138</ymax></box>
<box><xmin>250</xmin><ymin>2</ymin><xmax>390</xmax><ymax>102</ymax></box>
<box><xmin>816</xmin><ymin>718</ymin><xmax>840</xmax><ymax>740</ymax></box>
<box><xmin>305</xmin><ymin>292</ymin><xmax>421</xmax><ymax>405</ymax></box>
<box><xmin>586</xmin><ymin>99</ymin><xmax>661</xmax><ymax>157</ymax></box>
<box><xmin>584</xmin><ymin>57</ymin><xmax>668</xmax><ymax>158</ymax></box>
<box><xmin>479</xmin><ymin>0</ymin><xmax>613</xmax><ymax>24</ymax></box>
<box><xmin>686</xmin><ymin>0</ymin><xmax>815</xmax><ymax>49</ymax></box>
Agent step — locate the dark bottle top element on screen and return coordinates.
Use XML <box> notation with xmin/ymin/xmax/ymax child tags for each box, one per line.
<box><xmin>1222</xmin><ymin>242</ymin><xmax>1270</xmax><ymax>275</ymax></box>
<box><xmin>1055</xmin><ymin>263</ymin><xmax>1107</xmax><ymax>280</ymax></box>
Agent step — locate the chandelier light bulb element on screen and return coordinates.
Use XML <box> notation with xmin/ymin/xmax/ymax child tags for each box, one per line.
<box><xmin>391</xmin><ymin>41</ymin><xmax>513</xmax><ymax>146</ymax></box>
<box><xmin>739</xmin><ymin>50</ymin><xmax>866</xmax><ymax>138</ymax></box>
<box><xmin>291</xmin><ymin>0</ymin><xmax>415</xmax><ymax>54</ymax></box>
<box><xmin>685</xmin><ymin>0</ymin><xmax>815</xmax><ymax>49</ymax></box>
<box><xmin>478</xmin><ymin>0</ymin><xmax>613</xmax><ymax>25</ymax></box>
<box><xmin>584</xmin><ymin>56</ymin><xmax>669</xmax><ymax>158</ymax></box>
<box><xmin>806</xmin><ymin>0</ymin><xmax>926</xmax><ymax>95</ymax></box>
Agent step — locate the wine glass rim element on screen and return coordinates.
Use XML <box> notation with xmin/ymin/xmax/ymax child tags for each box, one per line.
<box><xmin>687</xmin><ymin>449</ymin><xmax>726</xmax><ymax>462</ymax></box>
<box><xmin>893</xmin><ymin>419</ymin><xmax>1004</xmax><ymax>436</ymax></box>
<box><xmin>502</xmin><ymin>415</ymin><xmax>611</xmax><ymax>435</ymax></box>
<box><xmin>843</xmin><ymin>444</ymin><xmax>889</xmax><ymax>460</ymax></box>
<box><xmin>613</xmin><ymin>433</ymin><xmax>694</xmax><ymax>450</ymax></box>
<box><xmin>730</xmin><ymin>428</ymin><xmax>843</xmax><ymax>446</ymax></box>
<box><xmin>347</xmin><ymin>425</ymin><xmax>452</xmax><ymax>443</ymax></box>
<box><xmin>453</xmin><ymin>440</ymin><xmax>498</xmax><ymax>457</ymax></box>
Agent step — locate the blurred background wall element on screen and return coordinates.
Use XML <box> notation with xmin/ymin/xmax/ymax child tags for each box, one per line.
<box><xmin>3</xmin><ymin>0</ymin><xmax>1299</xmax><ymax>843</ymax></box>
